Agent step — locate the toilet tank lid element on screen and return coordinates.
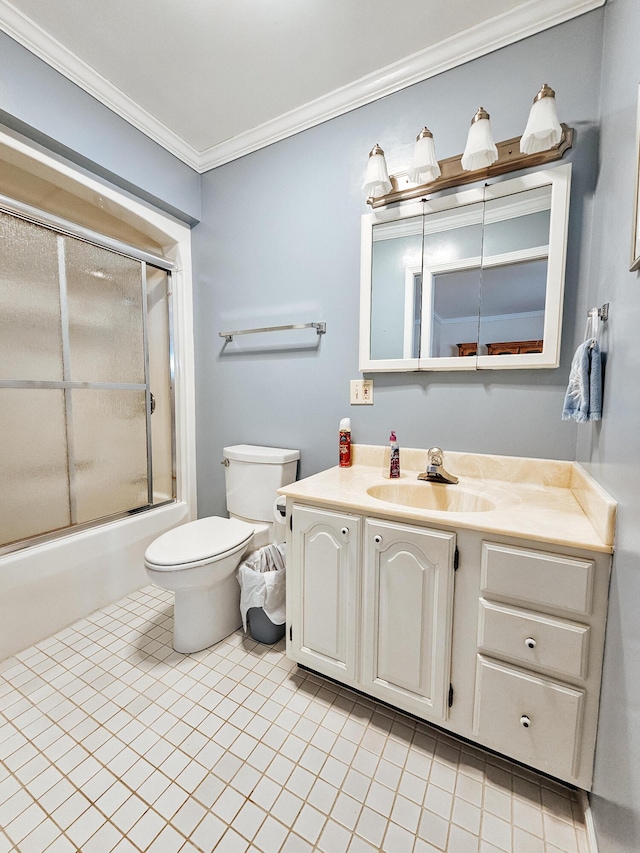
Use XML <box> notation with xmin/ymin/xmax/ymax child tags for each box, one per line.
<box><xmin>145</xmin><ymin>517</ymin><xmax>254</xmax><ymax>566</ymax></box>
<box><xmin>223</xmin><ymin>444</ymin><xmax>300</xmax><ymax>464</ymax></box>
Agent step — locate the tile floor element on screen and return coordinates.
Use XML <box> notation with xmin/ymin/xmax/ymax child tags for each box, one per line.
<box><xmin>0</xmin><ymin>585</ymin><xmax>590</xmax><ymax>853</ymax></box>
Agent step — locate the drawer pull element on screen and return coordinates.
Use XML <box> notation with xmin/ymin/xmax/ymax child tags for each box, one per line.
<box><xmin>341</xmin><ymin>528</ymin><xmax>349</xmax><ymax>537</ymax></box>
<box><xmin>525</xmin><ymin>637</ymin><xmax>537</xmax><ymax>650</ymax></box>
<box><xmin>374</xmin><ymin>535</ymin><xmax>383</xmax><ymax>544</ymax></box>
<box><xmin>520</xmin><ymin>715</ymin><xmax>531</xmax><ymax>728</ymax></box>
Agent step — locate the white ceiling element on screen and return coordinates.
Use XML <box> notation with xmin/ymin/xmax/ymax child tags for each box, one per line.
<box><xmin>0</xmin><ymin>0</ymin><xmax>603</xmax><ymax>172</ymax></box>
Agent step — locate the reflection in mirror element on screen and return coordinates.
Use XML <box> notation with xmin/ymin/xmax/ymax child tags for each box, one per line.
<box><xmin>478</xmin><ymin>186</ymin><xmax>551</xmax><ymax>357</ymax></box>
<box><xmin>422</xmin><ymin>202</ymin><xmax>483</xmax><ymax>361</ymax></box>
<box><xmin>360</xmin><ymin>163</ymin><xmax>571</xmax><ymax>371</ymax></box>
<box><xmin>370</xmin><ymin>214</ymin><xmax>422</xmax><ymax>360</ymax></box>
<box><xmin>430</xmin><ymin>268</ymin><xmax>480</xmax><ymax>358</ymax></box>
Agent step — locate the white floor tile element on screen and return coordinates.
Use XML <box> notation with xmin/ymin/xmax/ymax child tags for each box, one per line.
<box><xmin>253</xmin><ymin>815</ymin><xmax>289</xmax><ymax>853</ymax></box>
<box><xmin>0</xmin><ymin>585</ymin><xmax>590</xmax><ymax>853</ymax></box>
<box><xmin>355</xmin><ymin>805</ymin><xmax>388</xmax><ymax>847</ymax></box>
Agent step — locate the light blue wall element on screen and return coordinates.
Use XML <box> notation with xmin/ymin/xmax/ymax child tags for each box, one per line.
<box><xmin>193</xmin><ymin>11</ymin><xmax>603</xmax><ymax>518</ymax></box>
<box><xmin>576</xmin><ymin>0</ymin><xmax>640</xmax><ymax>849</ymax></box>
<box><xmin>0</xmin><ymin>31</ymin><xmax>201</xmax><ymax>224</ymax></box>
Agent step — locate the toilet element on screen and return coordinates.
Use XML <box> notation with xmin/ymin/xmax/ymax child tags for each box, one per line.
<box><xmin>144</xmin><ymin>444</ymin><xmax>300</xmax><ymax>653</ymax></box>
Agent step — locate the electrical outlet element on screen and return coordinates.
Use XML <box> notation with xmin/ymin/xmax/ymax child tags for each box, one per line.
<box><xmin>350</xmin><ymin>379</ymin><xmax>373</xmax><ymax>405</ymax></box>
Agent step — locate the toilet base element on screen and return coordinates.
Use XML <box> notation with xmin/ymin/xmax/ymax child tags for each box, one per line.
<box><xmin>172</xmin><ymin>573</ymin><xmax>242</xmax><ymax>653</ymax></box>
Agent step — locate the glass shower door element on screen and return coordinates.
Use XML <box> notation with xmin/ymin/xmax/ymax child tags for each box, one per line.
<box><xmin>0</xmin><ymin>208</ymin><xmax>175</xmax><ymax>551</ymax></box>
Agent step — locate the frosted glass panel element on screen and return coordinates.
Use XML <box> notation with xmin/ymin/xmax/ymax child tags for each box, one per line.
<box><xmin>0</xmin><ymin>211</ymin><xmax>63</xmax><ymax>380</ymax></box>
<box><xmin>0</xmin><ymin>205</ymin><xmax>176</xmax><ymax>553</ymax></box>
<box><xmin>71</xmin><ymin>389</ymin><xmax>149</xmax><ymax>523</ymax></box>
<box><xmin>0</xmin><ymin>389</ymin><xmax>70</xmax><ymax>546</ymax></box>
<box><xmin>64</xmin><ymin>238</ymin><xmax>145</xmax><ymax>384</ymax></box>
<box><xmin>146</xmin><ymin>267</ymin><xmax>174</xmax><ymax>503</ymax></box>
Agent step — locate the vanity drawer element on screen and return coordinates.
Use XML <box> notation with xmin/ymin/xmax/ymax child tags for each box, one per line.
<box><xmin>473</xmin><ymin>655</ymin><xmax>584</xmax><ymax>779</ymax></box>
<box><xmin>481</xmin><ymin>542</ymin><xmax>594</xmax><ymax>616</ymax></box>
<box><xmin>478</xmin><ymin>599</ymin><xmax>589</xmax><ymax>680</ymax></box>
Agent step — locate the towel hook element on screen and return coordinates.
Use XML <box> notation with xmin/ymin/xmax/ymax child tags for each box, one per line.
<box><xmin>585</xmin><ymin>303</ymin><xmax>609</xmax><ymax>345</ymax></box>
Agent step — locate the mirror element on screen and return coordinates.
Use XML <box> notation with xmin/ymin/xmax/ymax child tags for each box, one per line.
<box><xmin>359</xmin><ymin>164</ymin><xmax>571</xmax><ymax>371</ymax></box>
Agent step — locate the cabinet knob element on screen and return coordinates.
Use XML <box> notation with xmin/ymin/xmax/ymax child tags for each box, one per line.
<box><xmin>520</xmin><ymin>715</ymin><xmax>531</xmax><ymax>728</ymax></box>
<box><xmin>374</xmin><ymin>535</ymin><xmax>383</xmax><ymax>544</ymax></box>
<box><xmin>525</xmin><ymin>637</ymin><xmax>537</xmax><ymax>650</ymax></box>
<box><xmin>341</xmin><ymin>527</ymin><xmax>349</xmax><ymax>536</ymax></box>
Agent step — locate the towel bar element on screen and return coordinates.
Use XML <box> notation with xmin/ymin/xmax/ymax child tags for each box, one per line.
<box><xmin>219</xmin><ymin>322</ymin><xmax>326</xmax><ymax>343</ymax></box>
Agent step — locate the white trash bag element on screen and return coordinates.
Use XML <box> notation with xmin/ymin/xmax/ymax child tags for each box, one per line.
<box><xmin>237</xmin><ymin>543</ymin><xmax>286</xmax><ymax>632</ymax></box>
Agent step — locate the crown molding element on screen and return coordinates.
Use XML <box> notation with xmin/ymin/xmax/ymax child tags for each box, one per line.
<box><xmin>0</xmin><ymin>0</ymin><xmax>201</xmax><ymax>170</ymax></box>
<box><xmin>197</xmin><ymin>0</ymin><xmax>604</xmax><ymax>171</ymax></box>
<box><xmin>0</xmin><ymin>0</ymin><xmax>604</xmax><ymax>174</ymax></box>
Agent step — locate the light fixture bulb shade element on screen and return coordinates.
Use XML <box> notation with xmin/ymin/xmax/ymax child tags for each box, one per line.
<box><xmin>408</xmin><ymin>132</ymin><xmax>441</xmax><ymax>184</ymax></box>
<box><xmin>362</xmin><ymin>145</ymin><xmax>392</xmax><ymax>197</ymax></box>
<box><xmin>520</xmin><ymin>89</ymin><xmax>562</xmax><ymax>154</ymax></box>
<box><xmin>461</xmin><ymin>112</ymin><xmax>498</xmax><ymax>171</ymax></box>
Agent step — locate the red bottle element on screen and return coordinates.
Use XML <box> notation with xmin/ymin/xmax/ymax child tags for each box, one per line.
<box><xmin>339</xmin><ymin>418</ymin><xmax>352</xmax><ymax>467</ymax></box>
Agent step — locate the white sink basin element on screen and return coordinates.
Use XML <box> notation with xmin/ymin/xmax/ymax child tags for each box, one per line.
<box><xmin>366</xmin><ymin>482</ymin><xmax>501</xmax><ymax>513</ymax></box>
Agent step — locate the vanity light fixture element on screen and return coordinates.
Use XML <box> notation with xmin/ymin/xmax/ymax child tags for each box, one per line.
<box><xmin>408</xmin><ymin>127</ymin><xmax>441</xmax><ymax>184</ymax></box>
<box><xmin>461</xmin><ymin>107</ymin><xmax>498</xmax><ymax>171</ymax></box>
<box><xmin>364</xmin><ymin>84</ymin><xmax>573</xmax><ymax>207</ymax></box>
<box><xmin>520</xmin><ymin>84</ymin><xmax>563</xmax><ymax>154</ymax></box>
<box><xmin>362</xmin><ymin>144</ymin><xmax>392</xmax><ymax>198</ymax></box>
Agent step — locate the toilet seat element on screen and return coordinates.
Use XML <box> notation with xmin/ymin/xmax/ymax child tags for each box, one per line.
<box><xmin>144</xmin><ymin>517</ymin><xmax>254</xmax><ymax>571</ymax></box>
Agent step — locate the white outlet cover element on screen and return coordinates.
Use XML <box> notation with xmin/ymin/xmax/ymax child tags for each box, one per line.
<box><xmin>351</xmin><ymin>379</ymin><xmax>373</xmax><ymax>405</ymax></box>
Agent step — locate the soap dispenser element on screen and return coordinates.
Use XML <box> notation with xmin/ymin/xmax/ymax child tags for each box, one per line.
<box><xmin>383</xmin><ymin>431</ymin><xmax>400</xmax><ymax>478</ymax></box>
<box><xmin>389</xmin><ymin>431</ymin><xmax>400</xmax><ymax>479</ymax></box>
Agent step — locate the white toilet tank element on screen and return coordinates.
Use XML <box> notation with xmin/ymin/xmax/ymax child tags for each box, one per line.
<box><xmin>223</xmin><ymin>445</ymin><xmax>300</xmax><ymax>522</ymax></box>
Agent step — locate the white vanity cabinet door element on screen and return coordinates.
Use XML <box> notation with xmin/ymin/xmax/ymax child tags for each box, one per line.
<box><xmin>288</xmin><ymin>505</ymin><xmax>361</xmax><ymax>683</ymax></box>
<box><xmin>361</xmin><ymin>519</ymin><xmax>456</xmax><ymax>721</ymax></box>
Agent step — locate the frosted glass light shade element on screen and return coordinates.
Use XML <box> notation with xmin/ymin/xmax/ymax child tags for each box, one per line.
<box><xmin>461</xmin><ymin>108</ymin><xmax>498</xmax><ymax>171</ymax></box>
<box><xmin>520</xmin><ymin>84</ymin><xmax>562</xmax><ymax>154</ymax></box>
<box><xmin>363</xmin><ymin>145</ymin><xmax>392</xmax><ymax>198</ymax></box>
<box><xmin>408</xmin><ymin>128</ymin><xmax>441</xmax><ymax>184</ymax></box>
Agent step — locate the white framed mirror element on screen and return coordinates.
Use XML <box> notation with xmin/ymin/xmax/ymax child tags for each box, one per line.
<box><xmin>359</xmin><ymin>164</ymin><xmax>571</xmax><ymax>372</ymax></box>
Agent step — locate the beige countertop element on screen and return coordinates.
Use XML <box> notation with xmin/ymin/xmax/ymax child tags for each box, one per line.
<box><xmin>279</xmin><ymin>445</ymin><xmax>616</xmax><ymax>553</ymax></box>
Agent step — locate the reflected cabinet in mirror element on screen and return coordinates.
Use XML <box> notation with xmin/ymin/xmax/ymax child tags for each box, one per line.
<box><xmin>359</xmin><ymin>164</ymin><xmax>571</xmax><ymax>371</ymax></box>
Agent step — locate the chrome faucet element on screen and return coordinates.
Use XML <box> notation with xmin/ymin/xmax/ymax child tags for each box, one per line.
<box><xmin>417</xmin><ymin>447</ymin><xmax>459</xmax><ymax>485</ymax></box>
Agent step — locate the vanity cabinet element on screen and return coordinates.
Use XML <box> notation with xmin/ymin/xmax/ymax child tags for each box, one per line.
<box><xmin>288</xmin><ymin>508</ymin><xmax>456</xmax><ymax>721</ymax></box>
<box><xmin>286</xmin><ymin>503</ymin><xmax>611</xmax><ymax>790</ymax></box>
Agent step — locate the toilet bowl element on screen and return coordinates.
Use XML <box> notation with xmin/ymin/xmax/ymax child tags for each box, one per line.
<box><xmin>144</xmin><ymin>444</ymin><xmax>300</xmax><ymax>653</ymax></box>
<box><xmin>145</xmin><ymin>516</ymin><xmax>254</xmax><ymax>653</ymax></box>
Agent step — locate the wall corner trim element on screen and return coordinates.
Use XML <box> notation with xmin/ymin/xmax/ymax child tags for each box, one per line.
<box><xmin>578</xmin><ymin>790</ymin><xmax>599</xmax><ymax>853</ymax></box>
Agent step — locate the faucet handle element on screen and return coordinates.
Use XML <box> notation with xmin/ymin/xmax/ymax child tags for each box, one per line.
<box><xmin>428</xmin><ymin>447</ymin><xmax>443</xmax><ymax>466</ymax></box>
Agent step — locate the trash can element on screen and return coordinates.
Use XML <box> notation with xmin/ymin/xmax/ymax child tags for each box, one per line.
<box><xmin>237</xmin><ymin>543</ymin><xmax>286</xmax><ymax>644</ymax></box>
